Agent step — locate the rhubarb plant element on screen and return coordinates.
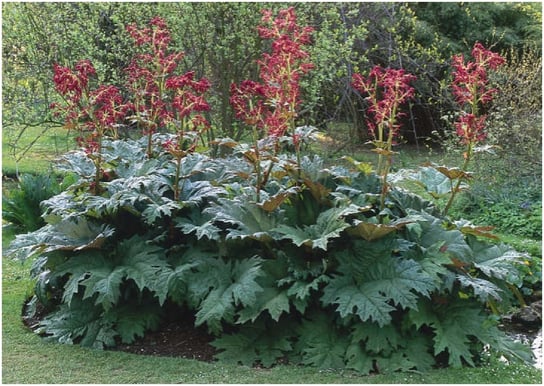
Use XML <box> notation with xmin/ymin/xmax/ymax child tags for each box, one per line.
<box><xmin>7</xmin><ymin>133</ymin><xmax>533</xmax><ymax>371</ymax></box>
<box><xmin>5</xmin><ymin>10</ymin><xmax>534</xmax><ymax>375</ymax></box>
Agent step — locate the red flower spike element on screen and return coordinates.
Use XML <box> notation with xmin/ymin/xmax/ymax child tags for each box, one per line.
<box><xmin>232</xmin><ymin>7</ymin><xmax>314</xmax><ymax>141</ymax></box>
<box><xmin>125</xmin><ymin>16</ymin><xmax>211</xmax><ymax>145</ymax></box>
<box><xmin>451</xmin><ymin>42</ymin><xmax>505</xmax><ymax>145</ymax></box>
<box><xmin>352</xmin><ymin>66</ymin><xmax>416</xmax><ymax>143</ymax></box>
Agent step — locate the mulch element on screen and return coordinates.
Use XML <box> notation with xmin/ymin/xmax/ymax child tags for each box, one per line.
<box><xmin>112</xmin><ymin>318</ymin><xmax>218</xmax><ymax>362</ymax></box>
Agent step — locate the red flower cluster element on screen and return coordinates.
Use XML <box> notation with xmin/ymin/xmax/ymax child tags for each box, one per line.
<box><xmin>452</xmin><ymin>42</ymin><xmax>505</xmax><ymax>107</ymax></box>
<box><xmin>51</xmin><ymin>60</ymin><xmax>129</xmax><ymax>149</ymax></box>
<box><xmin>230</xmin><ymin>7</ymin><xmax>314</xmax><ymax>139</ymax></box>
<box><xmin>126</xmin><ymin>16</ymin><xmax>171</xmax><ymax>52</ymax></box>
<box><xmin>451</xmin><ymin>42</ymin><xmax>505</xmax><ymax>144</ymax></box>
<box><xmin>52</xmin><ymin>59</ymin><xmax>95</xmax><ymax>101</ymax></box>
<box><xmin>352</xmin><ymin>66</ymin><xmax>416</xmax><ymax>143</ymax></box>
<box><xmin>126</xmin><ymin>17</ymin><xmax>211</xmax><ymax>141</ymax></box>
<box><xmin>454</xmin><ymin>113</ymin><xmax>487</xmax><ymax>145</ymax></box>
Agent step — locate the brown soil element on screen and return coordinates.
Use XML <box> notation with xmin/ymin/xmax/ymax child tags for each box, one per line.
<box><xmin>112</xmin><ymin>318</ymin><xmax>217</xmax><ymax>362</ymax></box>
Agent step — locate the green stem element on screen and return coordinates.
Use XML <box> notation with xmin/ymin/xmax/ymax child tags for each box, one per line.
<box><xmin>93</xmin><ymin>132</ymin><xmax>103</xmax><ymax>195</ymax></box>
<box><xmin>443</xmin><ymin>141</ymin><xmax>473</xmax><ymax>216</ymax></box>
<box><xmin>173</xmin><ymin>155</ymin><xmax>182</xmax><ymax>201</ymax></box>
<box><xmin>379</xmin><ymin>155</ymin><xmax>392</xmax><ymax>216</ymax></box>
<box><xmin>253</xmin><ymin>125</ymin><xmax>261</xmax><ymax>202</ymax></box>
<box><xmin>378</xmin><ymin>117</ymin><xmax>396</xmax><ymax>217</ymax></box>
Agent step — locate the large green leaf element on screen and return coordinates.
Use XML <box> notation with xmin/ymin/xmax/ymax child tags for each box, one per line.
<box><xmin>114</xmin><ymin>237</ymin><xmax>168</xmax><ymax>292</ymax></box>
<box><xmin>5</xmin><ymin>217</ymin><xmax>114</xmax><ymax>261</ymax></box>
<box><xmin>432</xmin><ymin>306</ymin><xmax>482</xmax><ymax>367</ymax></box>
<box><xmin>191</xmin><ymin>256</ymin><xmax>265</xmax><ymax>334</ymax></box>
<box><xmin>236</xmin><ymin>286</ymin><xmax>290</xmax><ymax>323</ymax></box>
<box><xmin>194</xmin><ymin>288</ymin><xmax>235</xmax><ymax>334</ymax></box>
<box><xmin>345</xmin><ymin>341</ymin><xmax>376</xmax><ymax>374</ymax></box>
<box><xmin>212</xmin><ymin>319</ymin><xmax>294</xmax><ymax>367</ymax></box>
<box><xmin>153</xmin><ymin>260</ymin><xmax>200</xmax><ymax>305</ymax></box>
<box><xmin>52</xmin><ymin>251</ymin><xmax>112</xmax><ymax>306</ymax></box>
<box><xmin>274</xmin><ymin>207</ymin><xmax>350</xmax><ymax>250</ymax></box>
<box><xmin>175</xmin><ymin>210</ymin><xmax>221</xmax><ymax>241</ymax></box>
<box><xmin>206</xmin><ymin>198</ymin><xmax>280</xmax><ymax>241</ymax></box>
<box><xmin>141</xmin><ymin>198</ymin><xmax>180</xmax><ymax>224</ymax></box>
<box><xmin>54</xmin><ymin>236</ymin><xmax>168</xmax><ymax>310</ymax></box>
<box><xmin>468</xmin><ymin>238</ymin><xmax>526</xmax><ymax>282</ymax></box>
<box><xmin>333</xmin><ymin>237</ymin><xmax>397</xmax><ymax>282</ymax></box>
<box><xmin>106</xmin><ymin>302</ymin><xmax>163</xmax><ymax>344</ymax></box>
<box><xmin>414</xmin><ymin>213</ymin><xmax>473</xmax><ymax>262</ymax></box>
<box><xmin>295</xmin><ymin>313</ymin><xmax>349</xmax><ymax>369</ymax></box>
<box><xmin>350</xmin><ymin>322</ymin><xmax>400</xmax><ymax>355</ymax></box>
<box><xmin>56</xmin><ymin>151</ymin><xmax>96</xmax><ymax>179</ymax></box>
<box><xmin>101</xmin><ymin>139</ymin><xmax>155</xmax><ymax>178</ymax></box>
<box><xmin>393</xmin><ymin>334</ymin><xmax>435</xmax><ymax>372</ymax></box>
<box><xmin>322</xmin><ymin>275</ymin><xmax>396</xmax><ymax>326</ymax></box>
<box><xmin>411</xmin><ymin>165</ymin><xmax>470</xmax><ymax>199</ymax></box>
<box><xmin>347</xmin><ymin>218</ymin><xmax>413</xmax><ymax>241</ymax></box>
<box><xmin>323</xmin><ymin>256</ymin><xmax>435</xmax><ymax>326</ymax></box>
<box><xmin>410</xmin><ymin>298</ymin><xmax>497</xmax><ymax>368</ymax></box>
<box><xmin>402</xmin><ymin>243</ymin><xmax>455</xmax><ymax>292</ymax></box>
<box><xmin>456</xmin><ymin>275</ymin><xmax>503</xmax><ymax>302</ymax></box>
<box><xmin>176</xmin><ymin>179</ymin><xmax>226</xmax><ymax>207</ymax></box>
<box><xmin>36</xmin><ymin>297</ymin><xmax>116</xmax><ymax>349</ymax></box>
<box><xmin>388</xmin><ymin>188</ymin><xmax>439</xmax><ymax>216</ymax></box>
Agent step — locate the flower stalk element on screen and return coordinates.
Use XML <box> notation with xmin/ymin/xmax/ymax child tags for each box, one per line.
<box><xmin>230</xmin><ymin>7</ymin><xmax>314</xmax><ymax>196</ymax></box>
<box><xmin>51</xmin><ymin>61</ymin><xmax>129</xmax><ymax>195</ymax></box>
<box><xmin>443</xmin><ymin>42</ymin><xmax>505</xmax><ymax>216</ymax></box>
<box><xmin>352</xmin><ymin>66</ymin><xmax>416</xmax><ymax>213</ymax></box>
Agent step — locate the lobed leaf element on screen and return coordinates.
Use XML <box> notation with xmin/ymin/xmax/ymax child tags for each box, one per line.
<box><xmin>274</xmin><ymin>207</ymin><xmax>350</xmax><ymax>250</ymax></box>
<box><xmin>213</xmin><ymin>320</ymin><xmax>294</xmax><ymax>367</ymax></box>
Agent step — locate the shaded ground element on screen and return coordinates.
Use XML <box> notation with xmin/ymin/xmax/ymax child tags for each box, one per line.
<box><xmin>112</xmin><ymin>318</ymin><xmax>217</xmax><ymax>362</ymax></box>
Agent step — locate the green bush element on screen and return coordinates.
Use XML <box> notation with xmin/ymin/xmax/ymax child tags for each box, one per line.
<box><xmin>6</xmin><ymin>135</ymin><xmax>534</xmax><ymax>373</ymax></box>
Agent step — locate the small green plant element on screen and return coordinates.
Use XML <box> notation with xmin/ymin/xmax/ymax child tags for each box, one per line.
<box><xmin>2</xmin><ymin>173</ymin><xmax>70</xmax><ymax>232</ymax></box>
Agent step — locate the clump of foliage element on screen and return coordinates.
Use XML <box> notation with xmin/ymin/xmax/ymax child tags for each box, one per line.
<box><xmin>6</xmin><ymin>10</ymin><xmax>535</xmax><ymax>374</ymax></box>
<box><xmin>2</xmin><ymin>173</ymin><xmax>69</xmax><ymax>232</ymax></box>
<box><xmin>7</xmin><ymin>134</ymin><xmax>533</xmax><ymax>371</ymax></box>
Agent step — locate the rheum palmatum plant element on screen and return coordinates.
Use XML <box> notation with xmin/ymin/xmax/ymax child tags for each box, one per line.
<box><xmin>230</xmin><ymin>7</ymin><xmax>314</xmax><ymax>197</ymax></box>
<box><xmin>352</xmin><ymin>66</ymin><xmax>416</xmax><ymax>212</ymax></box>
<box><xmin>442</xmin><ymin>42</ymin><xmax>506</xmax><ymax>215</ymax></box>
<box><xmin>7</xmin><ymin>11</ymin><xmax>535</xmax><ymax>374</ymax></box>
<box><xmin>126</xmin><ymin>17</ymin><xmax>211</xmax><ymax>158</ymax></box>
<box><xmin>51</xmin><ymin>60</ymin><xmax>130</xmax><ymax>194</ymax></box>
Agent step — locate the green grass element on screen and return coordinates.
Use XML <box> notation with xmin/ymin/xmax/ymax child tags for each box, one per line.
<box><xmin>2</xmin><ymin>124</ymin><xmax>75</xmax><ymax>176</ymax></box>
<box><xmin>2</xmin><ymin>227</ymin><xmax>542</xmax><ymax>384</ymax></box>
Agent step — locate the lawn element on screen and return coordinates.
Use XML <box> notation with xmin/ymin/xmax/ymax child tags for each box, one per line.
<box><xmin>2</xmin><ymin>132</ymin><xmax>542</xmax><ymax>383</ymax></box>
<box><xmin>2</xmin><ymin>124</ymin><xmax>75</xmax><ymax>176</ymax></box>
